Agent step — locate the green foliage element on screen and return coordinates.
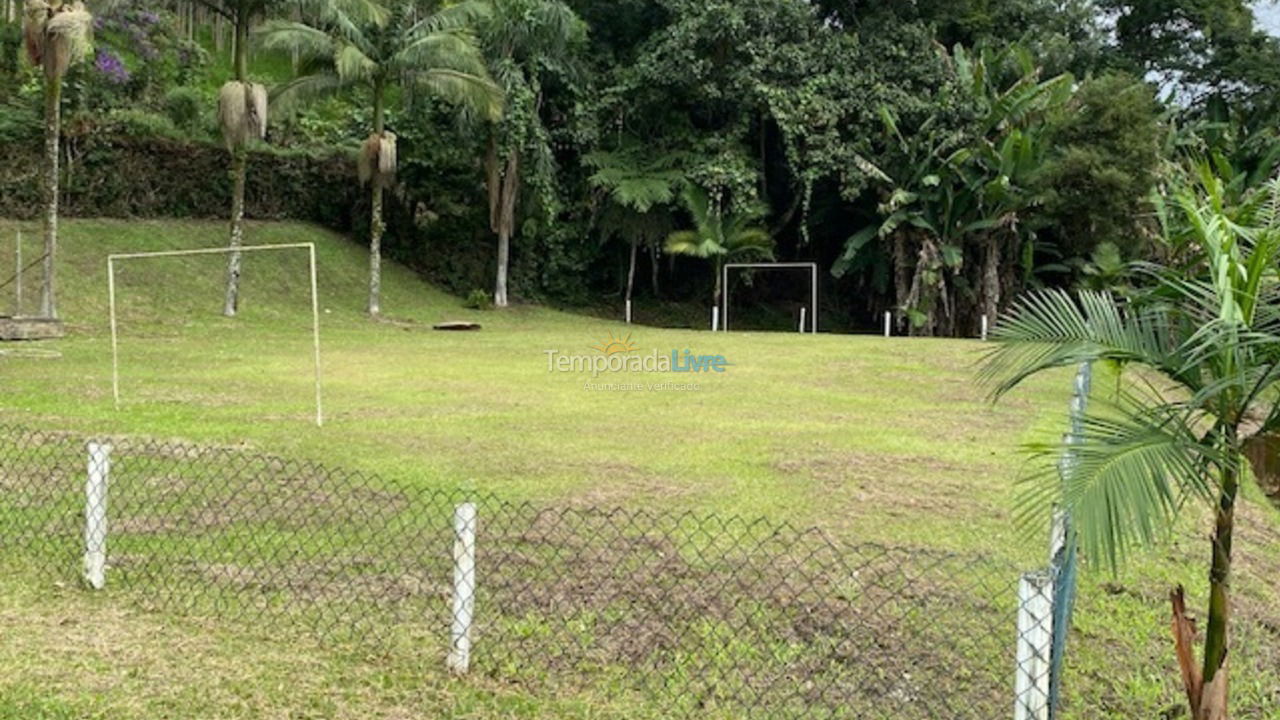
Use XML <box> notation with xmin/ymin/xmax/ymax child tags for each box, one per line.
<box><xmin>1037</xmin><ymin>73</ymin><xmax>1163</xmax><ymax>259</ymax></box>
<box><xmin>463</xmin><ymin>288</ymin><xmax>493</xmax><ymax>310</ymax></box>
<box><xmin>163</xmin><ymin>87</ymin><xmax>206</xmax><ymax>132</ymax></box>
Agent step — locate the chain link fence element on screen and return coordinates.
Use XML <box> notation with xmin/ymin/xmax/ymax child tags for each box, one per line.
<box><xmin>1</xmin><ymin>424</ymin><xmax>1061</xmax><ymax>719</ymax></box>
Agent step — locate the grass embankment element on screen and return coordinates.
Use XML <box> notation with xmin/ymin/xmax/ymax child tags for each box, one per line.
<box><xmin>0</xmin><ymin>219</ymin><xmax>1276</xmax><ymax>718</ymax></box>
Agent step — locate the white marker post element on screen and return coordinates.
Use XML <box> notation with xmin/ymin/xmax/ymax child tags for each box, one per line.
<box><xmin>625</xmin><ymin>299</ymin><xmax>632</xmax><ymax>325</ymax></box>
<box><xmin>447</xmin><ymin>502</ymin><xmax>478</xmax><ymax>675</ymax></box>
<box><xmin>981</xmin><ymin>314</ymin><xmax>989</xmax><ymax>341</ymax></box>
<box><xmin>711</xmin><ymin>306</ymin><xmax>720</xmax><ymax>332</ymax></box>
<box><xmin>883</xmin><ymin>311</ymin><xmax>891</xmax><ymax>338</ymax></box>
<box><xmin>798</xmin><ymin>307</ymin><xmax>807</xmax><ymax>333</ymax></box>
<box><xmin>84</xmin><ymin>442</ymin><xmax>111</xmax><ymax>590</ymax></box>
<box><xmin>1014</xmin><ymin>570</ymin><xmax>1053</xmax><ymax>720</ymax></box>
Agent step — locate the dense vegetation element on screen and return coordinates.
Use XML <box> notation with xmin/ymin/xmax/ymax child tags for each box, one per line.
<box><xmin>3</xmin><ymin>0</ymin><xmax>1279</xmax><ymax>331</ymax></box>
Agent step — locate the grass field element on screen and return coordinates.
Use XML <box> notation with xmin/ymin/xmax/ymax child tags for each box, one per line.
<box><xmin>1</xmin><ymin>218</ymin><xmax>1277</xmax><ymax>718</ymax></box>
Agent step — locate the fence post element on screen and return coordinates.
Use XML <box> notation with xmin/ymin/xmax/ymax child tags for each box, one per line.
<box><xmin>626</xmin><ymin>299</ymin><xmax>632</xmax><ymax>325</ymax></box>
<box><xmin>1015</xmin><ymin>570</ymin><xmax>1054</xmax><ymax>720</ymax></box>
<box><xmin>448</xmin><ymin>502</ymin><xmax>478</xmax><ymax>675</ymax></box>
<box><xmin>883</xmin><ymin>311</ymin><xmax>891</xmax><ymax>337</ymax></box>
<box><xmin>711</xmin><ymin>306</ymin><xmax>720</xmax><ymax>332</ymax></box>
<box><xmin>84</xmin><ymin>442</ymin><xmax>111</xmax><ymax>590</ymax></box>
<box><xmin>981</xmin><ymin>314</ymin><xmax>989</xmax><ymax>341</ymax></box>
<box><xmin>798</xmin><ymin>307</ymin><xmax>807</xmax><ymax>334</ymax></box>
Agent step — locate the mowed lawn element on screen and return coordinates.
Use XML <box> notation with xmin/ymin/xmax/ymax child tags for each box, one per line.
<box><xmin>1</xmin><ymin>219</ymin><xmax>1277</xmax><ymax>719</ymax></box>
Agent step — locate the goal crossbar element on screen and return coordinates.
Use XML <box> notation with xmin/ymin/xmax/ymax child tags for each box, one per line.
<box><xmin>721</xmin><ymin>262</ymin><xmax>818</xmax><ymax>333</ymax></box>
<box><xmin>107</xmin><ymin>243</ymin><xmax>324</xmax><ymax>427</ymax></box>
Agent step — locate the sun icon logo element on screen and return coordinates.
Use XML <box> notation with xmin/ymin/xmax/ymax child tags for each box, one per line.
<box><xmin>591</xmin><ymin>331</ymin><xmax>639</xmax><ymax>355</ymax></box>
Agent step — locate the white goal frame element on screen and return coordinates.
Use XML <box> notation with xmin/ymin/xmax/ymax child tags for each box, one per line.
<box><xmin>107</xmin><ymin>243</ymin><xmax>324</xmax><ymax>427</ymax></box>
<box><xmin>722</xmin><ymin>262</ymin><xmax>818</xmax><ymax>333</ymax></box>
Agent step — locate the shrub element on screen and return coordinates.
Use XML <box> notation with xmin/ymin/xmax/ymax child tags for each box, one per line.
<box><xmin>463</xmin><ymin>289</ymin><xmax>493</xmax><ymax>310</ymax></box>
<box><xmin>163</xmin><ymin>87</ymin><xmax>204</xmax><ymax>132</ymax></box>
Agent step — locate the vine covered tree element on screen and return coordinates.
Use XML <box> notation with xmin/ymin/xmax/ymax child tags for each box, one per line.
<box><xmin>22</xmin><ymin>0</ymin><xmax>92</xmax><ymax>320</ymax></box>
<box><xmin>258</xmin><ymin>0</ymin><xmax>501</xmax><ymax>316</ymax></box>
<box><xmin>481</xmin><ymin>0</ymin><xmax>584</xmax><ymax>308</ymax></box>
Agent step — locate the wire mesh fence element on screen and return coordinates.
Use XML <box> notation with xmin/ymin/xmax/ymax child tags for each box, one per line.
<box><xmin>0</xmin><ymin>424</ymin><xmax>1058</xmax><ymax>719</ymax></box>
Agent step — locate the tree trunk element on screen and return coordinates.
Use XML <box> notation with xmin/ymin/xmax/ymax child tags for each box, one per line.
<box><xmin>368</xmin><ymin>80</ymin><xmax>386</xmax><ymax>317</ymax></box>
<box><xmin>222</xmin><ymin>17</ymin><xmax>250</xmax><ymax>318</ymax></box>
<box><xmin>39</xmin><ymin>72</ymin><xmax>60</xmax><ymax>319</ymax></box>
<box><xmin>892</xmin><ymin>231</ymin><xmax>911</xmax><ymax>332</ymax></box>
<box><xmin>649</xmin><ymin>242</ymin><xmax>660</xmax><ymax>297</ymax></box>
<box><xmin>1198</xmin><ymin>465</ymin><xmax>1237</xmax><ymax>720</ymax></box>
<box><xmin>223</xmin><ymin>146</ymin><xmax>247</xmax><ymax>317</ymax></box>
<box><xmin>369</xmin><ymin>181</ymin><xmax>384</xmax><ymax>316</ymax></box>
<box><xmin>981</xmin><ymin>233</ymin><xmax>1000</xmax><ymax>333</ymax></box>
<box><xmin>625</xmin><ymin>238</ymin><xmax>638</xmax><ymax>310</ymax></box>
<box><xmin>493</xmin><ymin>151</ymin><xmax>519</xmax><ymax>308</ymax></box>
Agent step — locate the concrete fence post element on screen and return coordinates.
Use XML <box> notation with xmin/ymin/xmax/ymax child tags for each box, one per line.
<box><xmin>981</xmin><ymin>314</ymin><xmax>989</xmax><ymax>341</ymax></box>
<box><xmin>84</xmin><ymin>442</ymin><xmax>111</xmax><ymax>590</ymax></box>
<box><xmin>625</xmin><ymin>300</ymin><xmax>632</xmax><ymax>325</ymax></box>
<box><xmin>711</xmin><ymin>306</ymin><xmax>720</xmax><ymax>332</ymax></box>
<box><xmin>798</xmin><ymin>307</ymin><xmax>807</xmax><ymax>334</ymax></box>
<box><xmin>883</xmin><ymin>311</ymin><xmax>891</xmax><ymax>338</ymax></box>
<box><xmin>447</xmin><ymin>502</ymin><xmax>478</xmax><ymax>675</ymax></box>
<box><xmin>1014</xmin><ymin>570</ymin><xmax>1054</xmax><ymax>720</ymax></box>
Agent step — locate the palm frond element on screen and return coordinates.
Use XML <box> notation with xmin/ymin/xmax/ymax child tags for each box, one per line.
<box><xmin>409</xmin><ymin>69</ymin><xmax>503</xmax><ymax>121</ymax></box>
<box><xmin>1017</xmin><ymin>392</ymin><xmax>1218</xmax><ymax>572</ymax></box>
<box><xmin>255</xmin><ymin>21</ymin><xmax>335</xmax><ymax>65</ymax></box>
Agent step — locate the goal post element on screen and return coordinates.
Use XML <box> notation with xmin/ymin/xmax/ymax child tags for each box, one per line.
<box><xmin>722</xmin><ymin>262</ymin><xmax>818</xmax><ymax>334</ymax></box>
<box><xmin>107</xmin><ymin>243</ymin><xmax>324</xmax><ymax>427</ymax></box>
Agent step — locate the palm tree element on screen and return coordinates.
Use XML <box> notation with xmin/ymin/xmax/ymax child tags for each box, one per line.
<box><xmin>196</xmin><ymin>0</ymin><xmax>287</xmax><ymax>317</ymax></box>
<box><xmin>980</xmin><ymin>169</ymin><xmax>1280</xmax><ymax>720</ymax></box>
<box><xmin>481</xmin><ymin>0</ymin><xmax>583</xmax><ymax>308</ymax></box>
<box><xmin>22</xmin><ymin>0</ymin><xmax>92</xmax><ymax>320</ymax></box>
<box><xmin>259</xmin><ymin>0</ymin><xmax>501</xmax><ymax>316</ymax></box>
<box><xmin>665</xmin><ymin>185</ymin><xmax>774</xmax><ymax>311</ymax></box>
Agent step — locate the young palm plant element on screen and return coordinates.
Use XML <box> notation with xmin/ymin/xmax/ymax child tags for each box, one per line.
<box><xmin>980</xmin><ymin>169</ymin><xmax>1280</xmax><ymax>720</ymax></box>
<box><xmin>665</xmin><ymin>185</ymin><xmax>774</xmax><ymax>311</ymax></box>
<box><xmin>258</xmin><ymin>0</ymin><xmax>501</xmax><ymax>316</ymax></box>
<box><xmin>22</xmin><ymin>0</ymin><xmax>92</xmax><ymax>320</ymax></box>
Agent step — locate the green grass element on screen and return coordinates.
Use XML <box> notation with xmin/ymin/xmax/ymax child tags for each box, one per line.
<box><xmin>0</xmin><ymin>218</ymin><xmax>1277</xmax><ymax>718</ymax></box>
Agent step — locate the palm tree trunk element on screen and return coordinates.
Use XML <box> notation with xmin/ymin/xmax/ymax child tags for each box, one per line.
<box><xmin>494</xmin><ymin>151</ymin><xmax>519</xmax><ymax>308</ymax></box>
<box><xmin>369</xmin><ymin>181</ymin><xmax>384</xmax><ymax>316</ymax></box>
<box><xmin>223</xmin><ymin>16</ymin><xmax>250</xmax><ymax>317</ymax></box>
<box><xmin>223</xmin><ymin>146</ymin><xmax>247</xmax><ymax>317</ymax></box>
<box><xmin>368</xmin><ymin>79</ymin><xmax>385</xmax><ymax>317</ymax></box>
<box><xmin>39</xmin><ymin>72</ymin><xmax>60</xmax><ymax>319</ymax></box>
<box><xmin>1198</xmin><ymin>463</ymin><xmax>1237</xmax><ymax>719</ymax></box>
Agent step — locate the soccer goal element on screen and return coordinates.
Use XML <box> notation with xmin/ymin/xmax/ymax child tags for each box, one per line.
<box><xmin>107</xmin><ymin>243</ymin><xmax>324</xmax><ymax>427</ymax></box>
<box><xmin>721</xmin><ymin>262</ymin><xmax>818</xmax><ymax>333</ymax></box>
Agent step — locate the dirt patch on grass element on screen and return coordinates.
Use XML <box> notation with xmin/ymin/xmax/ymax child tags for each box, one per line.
<box><xmin>772</xmin><ymin>451</ymin><xmax>1005</xmax><ymax>521</ymax></box>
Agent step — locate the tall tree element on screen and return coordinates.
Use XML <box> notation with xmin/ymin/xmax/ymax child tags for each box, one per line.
<box><xmin>981</xmin><ymin>169</ymin><xmax>1280</xmax><ymax>720</ymax></box>
<box><xmin>22</xmin><ymin>0</ymin><xmax>92</xmax><ymax>320</ymax></box>
<box><xmin>481</xmin><ymin>0</ymin><xmax>584</xmax><ymax>308</ymax></box>
<box><xmin>259</xmin><ymin>0</ymin><xmax>501</xmax><ymax>316</ymax></box>
<box><xmin>195</xmin><ymin>0</ymin><xmax>286</xmax><ymax>317</ymax></box>
<box><xmin>583</xmin><ymin>140</ymin><xmax>683</xmax><ymax>313</ymax></box>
